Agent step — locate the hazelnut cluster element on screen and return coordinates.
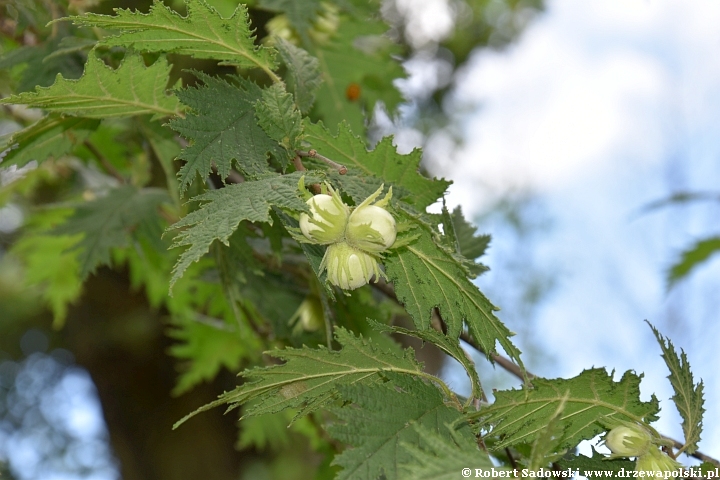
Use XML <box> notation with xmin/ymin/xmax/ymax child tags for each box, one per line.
<box><xmin>299</xmin><ymin>184</ymin><xmax>396</xmax><ymax>290</ymax></box>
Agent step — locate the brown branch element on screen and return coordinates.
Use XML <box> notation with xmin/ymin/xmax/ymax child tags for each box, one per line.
<box><xmin>370</xmin><ymin>280</ymin><xmax>719</xmax><ymax>467</ymax></box>
<box><xmin>296</xmin><ymin>149</ymin><xmax>347</xmax><ymax>175</ymax></box>
<box><xmin>293</xmin><ymin>155</ymin><xmax>321</xmax><ymax>194</ymax></box>
<box><xmin>83</xmin><ymin>140</ymin><xmax>125</xmax><ymax>184</ymax></box>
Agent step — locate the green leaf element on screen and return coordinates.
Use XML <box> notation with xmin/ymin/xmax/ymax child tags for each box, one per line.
<box><xmin>0</xmin><ymin>115</ymin><xmax>100</xmax><ymax>167</ymax></box>
<box><xmin>398</xmin><ymin>424</ymin><xmax>494</xmax><ymax>480</ymax></box>
<box><xmin>237</xmin><ymin>410</ymin><xmax>295</xmax><ymax>451</ymax></box>
<box><xmin>168</xmin><ymin>314</ymin><xmax>259</xmax><ymax>396</ymax></box>
<box><xmin>167</xmin><ymin>172</ymin><xmax>318</xmax><ymax>288</ymax></box>
<box><xmin>310</xmin><ymin>14</ymin><xmax>404</xmax><ymax>134</ymax></box>
<box><xmin>557</xmin><ymin>447</ymin><xmax>635</xmax><ymax>476</ymax></box>
<box><xmin>527</xmin><ymin>394</ymin><xmax>568</xmax><ymax>469</ymax></box>
<box><xmin>173</xmin><ymin>327</ymin><xmax>427</xmax><ymax>428</ymax></box>
<box><xmin>11</xmin><ymin>229</ymin><xmax>84</xmax><ymax>328</ymax></box>
<box><xmin>53</xmin><ymin>186</ymin><xmax>170</xmax><ymax>279</ymax></box>
<box><xmin>441</xmin><ymin>205</ymin><xmax>490</xmax><ymax>277</ymax></box>
<box><xmin>275</xmin><ymin>38</ymin><xmax>322</xmax><ymax>114</ymax></box>
<box><xmin>0</xmin><ymin>53</ymin><xmax>182</xmax><ymax>119</ymax></box>
<box><xmin>64</xmin><ymin>0</ymin><xmax>277</xmax><ymax>77</ymax></box>
<box><xmin>260</xmin><ymin>0</ymin><xmax>322</xmax><ymax>36</ymax></box>
<box><xmin>647</xmin><ymin>321</ymin><xmax>704</xmax><ymax>454</ymax></box>
<box><xmin>371</xmin><ymin>321</ymin><xmax>482</xmax><ymax>402</ymax></box>
<box><xmin>385</xmin><ymin>227</ymin><xmax>522</xmax><ymax>366</ymax></box>
<box><xmin>667</xmin><ymin>236</ymin><xmax>720</xmax><ymax>288</ymax></box>
<box><xmin>169</xmin><ymin>75</ymin><xmax>285</xmax><ymax>193</ymax></box>
<box><xmin>474</xmin><ymin>368</ymin><xmax>660</xmax><ymax>451</ymax></box>
<box><xmin>254</xmin><ymin>82</ymin><xmax>303</xmax><ymax>155</ymax></box>
<box><xmin>329</xmin><ymin>374</ymin><xmax>469</xmax><ymax>480</ymax></box>
<box><xmin>304</xmin><ymin>121</ymin><xmax>449</xmax><ymax>211</ymax></box>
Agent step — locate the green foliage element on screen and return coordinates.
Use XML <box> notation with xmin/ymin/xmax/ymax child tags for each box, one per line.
<box><xmin>475</xmin><ymin>368</ymin><xmax>660</xmax><ymax>451</ymax></box>
<box><xmin>275</xmin><ymin>38</ymin><xmax>323</xmax><ymax>114</ymax></box>
<box><xmin>648</xmin><ymin>322</ymin><xmax>704</xmax><ymax>454</ymax></box>
<box><xmin>304</xmin><ymin>121</ymin><xmax>450</xmax><ymax>210</ymax></box>
<box><xmin>310</xmin><ymin>13</ymin><xmax>404</xmax><ymax>134</ymax></box>
<box><xmin>169</xmin><ymin>74</ymin><xmax>286</xmax><ymax>192</ymax></box>
<box><xmin>2</xmin><ymin>0</ymin><xmax>712</xmax><ymax>477</ymax></box>
<box><xmin>173</xmin><ymin>328</ymin><xmax>429</xmax><ymax>428</ymax></box>
<box><xmin>54</xmin><ymin>186</ymin><xmax>171</xmax><ymax>280</ymax></box>
<box><xmin>167</xmin><ymin>172</ymin><xmax>318</xmax><ymax>287</ymax></box>
<box><xmin>667</xmin><ymin>236</ymin><xmax>720</xmax><ymax>288</ymax></box>
<box><xmin>385</xmin><ymin>228</ymin><xmax>522</xmax><ymax>366</ymax></box>
<box><xmin>398</xmin><ymin>424</ymin><xmax>494</xmax><ymax>480</ymax></box>
<box><xmin>64</xmin><ymin>0</ymin><xmax>277</xmax><ymax>75</ymax></box>
<box><xmin>0</xmin><ymin>53</ymin><xmax>182</xmax><ymax>119</ymax></box>
<box><xmin>254</xmin><ymin>82</ymin><xmax>304</xmax><ymax>155</ymax></box>
<box><xmin>329</xmin><ymin>374</ymin><xmax>468</xmax><ymax>480</ymax></box>
<box><xmin>0</xmin><ymin>115</ymin><xmax>99</xmax><ymax>168</ymax></box>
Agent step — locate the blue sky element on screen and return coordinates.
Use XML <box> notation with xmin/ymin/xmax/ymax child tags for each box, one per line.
<box><xmin>415</xmin><ymin>0</ymin><xmax>720</xmax><ymax>461</ymax></box>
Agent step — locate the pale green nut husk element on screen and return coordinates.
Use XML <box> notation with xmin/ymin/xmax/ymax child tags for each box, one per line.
<box><xmin>299</xmin><ymin>192</ymin><xmax>349</xmax><ymax>244</ymax></box>
<box><xmin>604</xmin><ymin>425</ymin><xmax>652</xmax><ymax>457</ymax></box>
<box><xmin>289</xmin><ymin>296</ymin><xmax>324</xmax><ymax>332</ymax></box>
<box><xmin>345</xmin><ymin>185</ymin><xmax>396</xmax><ymax>253</ymax></box>
<box><xmin>320</xmin><ymin>242</ymin><xmax>382</xmax><ymax>290</ymax></box>
<box><xmin>634</xmin><ymin>446</ymin><xmax>682</xmax><ymax>478</ymax></box>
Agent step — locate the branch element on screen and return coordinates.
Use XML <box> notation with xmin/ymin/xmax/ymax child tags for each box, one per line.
<box><xmin>296</xmin><ymin>149</ymin><xmax>347</xmax><ymax>174</ymax></box>
<box><xmin>371</xmin><ymin>279</ymin><xmax>719</xmax><ymax>467</ymax></box>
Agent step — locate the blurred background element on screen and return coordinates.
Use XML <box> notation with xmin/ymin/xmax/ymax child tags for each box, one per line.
<box><xmin>1</xmin><ymin>0</ymin><xmax>719</xmax><ymax>478</ymax></box>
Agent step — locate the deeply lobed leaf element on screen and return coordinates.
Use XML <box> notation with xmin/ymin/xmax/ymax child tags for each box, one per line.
<box><xmin>64</xmin><ymin>0</ymin><xmax>277</xmax><ymax>74</ymax></box>
<box><xmin>169</xmin><ymin>74</ymin><xmax>285</xmax><ymax>192</ymax></box>
<box><xmin>0</xmin><ymin>53</ymin><xmax>182</xmax><ymax>119</ymax></box>
<box><xmin>330</xmin><ymin>374</ymin><xmax>469</xmax><ymax>480</ymax></box>
<box><xmin>304</xmin><ymin>121</ymin><xmax>449</xmax><ymax>211</ymax></box>
<box><xmin>53</xmin><ymin>186</ymin><xmax>171</xmax><ymax>280</ymax></box>
<box><xmin>275</xmin><ymin>38</ymin><xmax>323</xmax><ymax>114</ymax></box>
<box><xmin>173</xmin><ymin>328</ymin><xmax>426</xmax><ymax>428</ymax></box>
<box><xmin>648</xmin><ymin>322</ymin><xmax>704</xmax><ymax>454</ymax></box>
<box><xmin>475</xmin><ymin>368</ymin><xmax>660</xmax><ymax>451</ymax></box>
<box><xmin>167</xmin><ymin>172</ymin><xmax>318</xmax><ymax>288</ymax></box>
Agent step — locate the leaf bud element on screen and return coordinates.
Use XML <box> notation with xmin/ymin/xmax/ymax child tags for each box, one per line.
<box><xmin>604</xmin><ymin>424</ymin><xmax>652</xmax><ymax>457</ymax></box>
<box><xmin>345</xmin><ymin>186</ymin><xmax>396</xmax><ymax>253</ymax></box>
<box><xmin>320</xmin><ymin>242</ymin><xmax>381</xmax><ymax>290</ymax></box>
<box><xmin>299</xmin><ymin>190</ymin><xmax>350</xmax><ymax>245</ymax></box>
<box><xmin>634</xmin><ymin>446</ymin><xmax>682</xmax><ymax>478</ymax></box>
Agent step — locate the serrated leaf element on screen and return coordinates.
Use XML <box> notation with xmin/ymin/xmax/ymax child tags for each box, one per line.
<box><xmin>304</xmin><ymin>121</ymin><xmax>449</xmax><ymax>211</ymax></box>
<box><xmin>168</xmin><ymin>314</ymin><xmax>259</xmax><ymax>396</ymax></box>
<box><xmin>667</xmin><ymin>237</ymin><xmax>720</xmax><ymax>288</ymax></box>
<box><xmin>385</xmin><ymin>227</ymin><xmax>522</xmax><ymax>367</ymax></box>
<box><xmin>647</xmin><ymin>321</ymin><xmax>704</xmax><ymax>454</ymax></box>
<box><xmin>398</xmin><ymin>424</ymin><xmax>493</xmax><ymax>480</ymax></box>
<box><xmin>169</xmin><ymin>75</ymin><xmax>285</xmax><ymax>193</ymax></box>
<box><xmin>254</xmin><ymin>82</ymin><xmax>303</xmax><ymax>155</ymax></box>
<box><xmin>311</xmin><ymin>14</ymin><xmax>404</xmax><ymax>134</ymax></box>
<box><xmin>0</xmin><ymin>39</ymin><xmax>85</xmax><ymax>93</ymax></box>
<box><xmin>441</xmin><ymin>205</ymin><xmax>490</xmax><ymax>277</ymax></box>
<box><xmin>371</xmin><ymin>321</ymin><xmax>482</xmax><ymax>402</ymax></box>
<box><xmin>237</xmin><ymin>410</ymin><xmax>295</xmax><ymax>451</ymax></box>
<box><xmin>167</xmin><ymin>172</ymin><xmax>318</xmax><ymax>288</ymax></box>
<box><xmin>0</xmin><ymin>115</ymin><xmax>100</xmax><ymax>168</ymax></box>
<box><xmin>64</xmin><ymin>0</ymin><xmax>277</xmax><ymax>75</ymax></box>
<box><xmin>329</xmin><ymin>374</ymin><xmax>468</xmax><ymax>480</ymax></box>
<box><xmin>275</xmin><ymin>38</ymin><xmax>322</xmax><ymax>113</ymax></box>
<box><xmin>0</xmin><ymin>53</ymin><xmax>182</xmax><ymax>119</ymax></box>
<box><xmin>173</xmin><ymin>327</ymin><xmax>426</xmax><ymax>428</ymax></box>
<box><xmin>53</xmin><ymin>186</ymin><xmax>171</xmax><ymax>279</ymax></box>
<box><xmin>557</xmin><ymin>447</ymin><xmax>635</xmax><ymax>476</ymax></box>
<box><xmin>475</xmin><ymin>368</ymin><xmax>660</xmax><ymax>451</ymax></box>
<box><xmin>528</xmin><ymin>394</ymin><xmax>567</xmax><ymax>469</ymax></box>
<box><xmin>11</xmin><ymin>231</ymin><xmax>84</xmax><ymax>328</ymax></box>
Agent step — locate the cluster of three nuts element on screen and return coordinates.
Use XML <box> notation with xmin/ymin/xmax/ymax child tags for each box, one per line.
<box><xmin>299</xmin><ymin>185</ymin><xmax>396</xmax><ymax>290</ymax></box>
